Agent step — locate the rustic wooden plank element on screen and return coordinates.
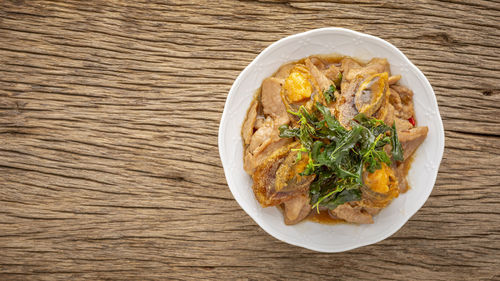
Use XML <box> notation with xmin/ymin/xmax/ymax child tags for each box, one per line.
<box><xmin>0</xmin><ymin>0</ymin><xmax>499</xmax><ymax>280</ymax></box>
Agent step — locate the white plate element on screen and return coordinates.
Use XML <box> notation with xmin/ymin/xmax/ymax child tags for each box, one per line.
<box><xmin>218</xmin><ymin>28</ymin><xmax>445</xmax><ymax>252</ymax></box>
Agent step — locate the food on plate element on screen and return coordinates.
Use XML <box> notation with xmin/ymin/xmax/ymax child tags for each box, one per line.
<box><xmin>241</xmin><ymin>55</ymin><xmax>428</xmax><ymax>225</ymax></box>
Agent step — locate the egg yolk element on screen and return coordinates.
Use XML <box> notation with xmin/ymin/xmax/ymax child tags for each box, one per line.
<box><xmin>284</xmin><ymin>68</ymin><xmax>312</xmax><ymax>102</ymax></box>
<box><xmin>365</xmin><ymin>163</ymin><xmax>391</xmax><ymax>193</ymax></box>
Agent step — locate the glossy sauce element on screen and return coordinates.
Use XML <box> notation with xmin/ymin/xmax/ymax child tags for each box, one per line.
<box><xmin>307</xmin><ymin>209</ymin><xmax>345</xmax><ymax>224</ymax></box>
<box><xmin>403</xmin><ymin>153</ymin><xmax>415</xmax><ymax>191</ymax></box>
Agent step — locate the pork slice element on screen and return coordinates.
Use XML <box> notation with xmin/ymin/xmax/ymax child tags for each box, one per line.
<box><xmin>336</xmin><ymin>58</ymin><xmax>364</xmax><ymax>126</ymax></box>
<box><xmin>331</xmin><ymin>203</ymin><xmax>374</xmax><ymax>224</ymax></box>
<box><xmin>376</xmin><ymin>102</ymin><xmax>395</xmax><ymax>128</ymax></box>
<box><xmin>363</xmin><ymin>206</ymin><xmax>382</xmax><ymax>216</ymax></box>
<box><xmin>261</xmin><ymin>77</ymin><xmax>289</xmax><ymax>126</ymax></box>
<box><xmin>247</xmin><ymin>118</ymin><xmax>275</xmax><ymax>154</ymax></box>
<box><xmin>305</xmin><ymin>58</ymin><xmax>333</xmax><ymax>93</ymax></box>
<box><xmin>274</xmin><ymin>63</ymin><xmax>295</xmax><ymax>79</ymax></box>
<box><xmin>389</xmin><ymin>88</ymin><xmax>403</xmax><ymax>112</ymax></box>
<box><xmin>254</xmin><ymin>116</ymin><xmax>265</xmax><ymax>129</ymax></box>
<box><xmin>309</xmin><ymin>56</ymin><xmax>326</xmax><ymax>70</ymax></box>
<box><xmin>324</xmin><ymin>64</ymin><xmax>341</xmax><ymax>83</ymax></box>
<box><xmin>392</xmin><ymin>84</ymin><xmax>413</xmax><ymax>99</ymax></box>
<box><xmin>395</xmin><ymin>117</ymin><xmax>413</xmax><ymax>132</ymax></box>
<box><xmin>344</xmin><ymin>58</ymin><xmax>390</xmax><ymax>81</ymax></box>
<box><xmin>242</xmin><ymin>99</ymin><xmax>258</xmax><ymax>145</ymax></box>
<box><xmin>340</xmin><ymin>57</ymin><xmax>362</xmax><ymax>82</ymax></box>
<box><xmin>244</xmin><ymin>138</ymin><xmax>292</xmax><ymax>175</ymax></box>
<box><xmin>388</xmin><ymin>75</ymin><xmax>401</xmax><ymax>85</ymax></box>
<box><xmin>389</xmin><ymin>90</ymin><xmax>414</xmax><ymax>131</ymax></box>
<box><xmin>283</xmin><ymin>194</ymin><xmax>311</xmax><ymax>225</ymax></box>
<box><xmin>393</xmin><ymin>162</ymin><xmax>409</xmax><ymax>193</ymax></box>
<box><xmin>337</xmin><ymin>76</ymin><xmax>362</xmax><ymax>127</ymax></box>
<box><xmin>368</xmin><ymin>58</ymin><xmax>391</xmax><ymax>72</ymax></box>
<box><xmin>399</xmin><ymin>126</ymin><xmax>428</xmax><ymax>160</ymax></box>
<box><xmin>364</xmin><ymin>58</ymin><xmax>391</xmax><ymax>76</ymax></box>
<box><xmin>391</xmin><ymin>85</ymin><xmax>414</xmax><ymax>119</ymax></box>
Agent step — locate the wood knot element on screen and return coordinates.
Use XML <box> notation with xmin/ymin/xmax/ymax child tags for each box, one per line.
<box><xmin>482</xmin><ymin>89</ymin><xmax>498</xmax><ymax>96</ymax></box>
<box><xmin>419</xmin><ymin>32</ymin><xmax>456</xmax><ymax>45</ymax></box>
<box><xmin>436</xmin><ymin>32</ymin><xmax>452</xmax><ymax>44</ymax></box>
<box><xmin>166</xmin><ymin>175</ymin><xmax>185</xmax><ymax>182</ymax></box>
<box><xmin>15</xmin><ymin>101</ymin><xmax>27</xmax><ymax>112</ymax></box>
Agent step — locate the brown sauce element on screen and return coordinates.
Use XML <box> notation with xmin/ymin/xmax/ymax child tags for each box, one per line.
<box><xmin>307</xmin><ymin>209</ymin><xmax>344</xmax><ymax>225</ymax></box>
<box><xmin>403</xmin><ymin>153</ymin><xmax>416</xmax><ymax>192</ymax></box>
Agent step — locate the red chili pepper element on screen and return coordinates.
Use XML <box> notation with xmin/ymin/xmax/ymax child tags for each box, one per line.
<box><xmin>408</xmin><ymin>116</ymin><xmax>416</xmax><ymax>126</ymax></box>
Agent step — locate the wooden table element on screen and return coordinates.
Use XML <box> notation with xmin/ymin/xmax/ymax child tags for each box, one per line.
<box><xmin>0</xmin><ymin>1</ymin><xmax>498</xmax><ymax>280</ymax></box>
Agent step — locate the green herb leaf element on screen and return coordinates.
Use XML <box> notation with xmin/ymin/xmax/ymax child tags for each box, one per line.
<box><xmin>278</xmin><ymin>105</ymin><xmax>401</xmax><ymax>211</ymax></box>
<box><xmin>324</xmin><ymin>188</ymin><xmax>362</xmax><ymax>210</ymax></box>
<box><xmin>316</xmin><ymin>102</ymin><xmax>345</xmax><ymax>134</ymax></box>
<box><xmin>279</xmin><ymin>124</ymin><xmax>299</xmax><ymax>138</ymax></box>
<box><xmin>391</xmin><ymin>123</ymin><xmax>404</xmax><ymax>161</ymax></box>
<box><xmin>323</xmin><ymin>85</ymin><xmax>336</xmax><ymax>104</ymax></box>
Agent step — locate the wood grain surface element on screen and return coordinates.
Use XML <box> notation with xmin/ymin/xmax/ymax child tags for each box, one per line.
<box><xmin>0</xmin><ymin>0</ymin><xmax>499</xmax><ymax>280</ymax></box>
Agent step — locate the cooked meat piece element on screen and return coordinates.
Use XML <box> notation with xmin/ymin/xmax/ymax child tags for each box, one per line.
<box><xmin>336</xmin><ymin>58</ymin><xmax>362</xmax><ymax>126</ymax></box>
<box><xmin>388</xmin><ymin>74</ymin><xmax>401</xmax><ymax>85</ymax></box>
<box><xmin>362</xmin><ymin>58</ymin><xmax>391</xmax><ymax>76</ymax></box>
<box><xmin>247</xmin><ymin>117</ymin><xmax>276</xmax><ymax>154</ymax></box>
<box><xmin>343</xmin><ymin>58</ymin><xmax>390</xmax><ymax>81</ymax></box>
<box><xmin>392</xmin><ymin>84</ymin><xmax>413</xmax><ymax>99</ymax></box>
<box><xmin>244</xmin><ymin>77</ymin><xmax>294</xmax><ymax>175</ymax></box>
<box><xmin>378</xmin><ymin>102</ymin><xmax>395</xmax><ymax>127</ymax></box>
<box><xmin>244</xmin><ymin>116</ymin><xmax>290</xmax><ymax>175</ymax></box>
<box><xmin>324</xmin><ymin>64</ymin><xmax>341</xmax><ymax>82</ymax></box>
<box><xmin>337</xmin><ymin>75</ymin><xmax>362</xmax><ymax>127</ymax></box>
<box><xmin>390</xmin><ymin>125</ymin><xmax>425</xmax><ymax>193</ymax></box>
<box><xmin>309</xmin><ymin>56</ymin><xmax>326</xmax><ymax>70</ymax></box>
<box><xmin>241</xmin><ymin>99</ymin><xmax>258</xmax><ymax>145</ymax></box>
<box><xmin>251</xmin><ymin>143</ymin><xmax>314</xmax><ymax>207</ymax></box>
<box><xmin>340</xmin><ymin>57</ymin><xmax>363</xmax><ymax>82</ymax></box>
<box><xmin>391</xmin><ymin>85</ymin><xmax>414</xmax><ymax>120</ymax></box>
<box><xmin>244</xmin><ymin>138</ymin><xmax>292</xmax><ymax>175</ymax></box>
<box><xmin>305</xmin><ymin>58</ymin><xmax>333</xmax><ymax>93</ymax></box>
<box><xmin>261</xmin><ymin>77</ymin><xmax>290</xmax><ymax>126</ymax></box>
<box><xmin>395</xmin><ymin>117</ymin><xmax>413</xmax><ymax>132</ymax></box>
<box><xmin>399</xmin><ymin>126</ymin><xmax>428</xmax><ymax>160</ymax></box>
<box><xmin>388</xmin><ymin>88</ymin><xmax>403</xmax><ymax>111</ymax></box>
<box><xmin>254</xmin><ymin>116</ymin><xmax>265</xmax><ymax>129</ymax></box>
<box><xmin>251</xmin><ymin>146</ymin><xmax>288</xmax><ymax>205</ymax></box>
<box><xmin>283</xmin><ymin>194</ymin><xmax>311</xmax><ymax>225</ymax></box>
<box><xmin>331</xmin><ymin>203</ymin><xmax>374</xmax><ymax>224</ymax></box>
<box><xmin>362</xmin><ymin>206</ymin><xmax>382</xmax><ymax>216</ymax></box>
<box><xmin>393</xmin><ymin>162</ymin><xmax>409</xmax><ymax>193</ymax></box>
<box><xmin>274</xmin><ymin>63</ymin><xmax>295</xmax><ymax>79</ymax></box>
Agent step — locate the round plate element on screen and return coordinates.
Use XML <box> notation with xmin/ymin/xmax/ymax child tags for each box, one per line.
<box><xmin>218</xmin><ymin>27</ymin><xmax>445</xmax><ymax>252</ymax></box>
